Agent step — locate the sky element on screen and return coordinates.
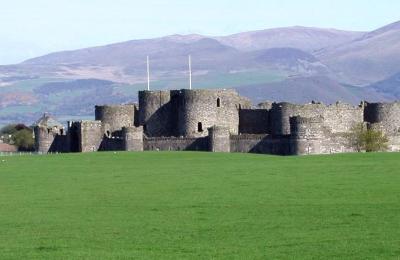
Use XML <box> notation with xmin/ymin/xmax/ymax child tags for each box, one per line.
<box><xmin>0</xmin><ymin>0</ymin><xmax>399</xmax><ymax>65</ymax></box>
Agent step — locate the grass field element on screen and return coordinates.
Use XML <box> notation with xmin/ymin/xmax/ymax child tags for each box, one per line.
<box><xmin>115</xmin><ymin>70</ymin><xmax>287</xmax><ymax>95</ymax></box>
<box><xmin>1</xmin><ymin>152</ymin><xmax>400</xmax><ymax>259</ymax></box>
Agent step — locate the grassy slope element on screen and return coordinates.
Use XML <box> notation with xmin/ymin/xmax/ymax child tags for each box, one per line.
<box><xmin>0</xmin><ymin>152</ymin><xmax>399</xmax><ymax>259</ymax></box>
<box><xmin>0</xmin><ymin>70</ymin><xmax>286</xmax><ymax>128</ymax></box>
<box><xmin>114</xmin><ymin>70</ymin><xmax>287</xmax><ymax>95</ymax></box>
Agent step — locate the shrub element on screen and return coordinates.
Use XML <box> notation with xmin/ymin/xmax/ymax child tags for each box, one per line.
<box><xmin>363</xmin><ymin>129</ymin><xmax>389</xmax><ymax>152</ymax></box>
<box><xmin>347</xmin><ymin>123</ymin><xmax>388</xmax><ymax>152</ymax></box>
<box><xmin>12</xmin><ymin>129</ymin><xmax>35</xmax><ymax>151</ymax></box>
<box><xmin>0</xmin><ymin>124</ymin><xmax>35</xmax><ymax>151</ymax></box>
<box><xmin>0</xmin><ymin>124</ymin><xmax>18</xmax><ymax>135</ymax></box>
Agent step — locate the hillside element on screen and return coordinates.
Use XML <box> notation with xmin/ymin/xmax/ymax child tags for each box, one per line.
<box><xmin>236</xmin><ymin>76</ymin><xmax>389</xmax><ymax>104</ymax></box>
<box><xmin>366</xmin><ymin>72</ymin><xmax>400</xmax><ymax>98</ymax></box>
<box><xmin>217</xmin><ymin>26</ymin><xmax>364</xmax><ymax>51</ymax></box>
<box><xmin>1</xmin><ymin>26</ymin><xmax>365</xmax><ymax>85</ymax></box>
<box><xmin>316</xmin><ymin>21</ymin><xmax>400</xmax><ymax>85</ymax></box>
<box><xmin>10</xmin><ymin>36</ymin><xmax>334</xmax><ymax>83</ymax></box>
<box><xmin>2</xmin><ymin>22</ymin><xmax>400</xmax><ymax>126</ymax></box>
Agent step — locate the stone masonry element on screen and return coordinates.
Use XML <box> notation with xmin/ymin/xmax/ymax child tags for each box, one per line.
<box><xmin>33</xmin><ymin>89</ymin><xmax>400</xmax><ymax>155</ymax></box>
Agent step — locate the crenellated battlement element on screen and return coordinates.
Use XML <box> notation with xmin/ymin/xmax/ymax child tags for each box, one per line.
<box><xmin>95</xmin><ymin>104</ymin><xmax>136</xmax><ymax>133</ymax></box>
<box><xmin>33</xmin><ymin>88</ymin><xmax>400</xmax><ymax>155</ymax></box>
<box><xmin>290</xmin><ymin>116</ymin><xmax>324</xmax><ymax>125</ymax></box>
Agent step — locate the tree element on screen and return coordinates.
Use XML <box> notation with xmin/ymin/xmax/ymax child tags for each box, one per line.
<box><xmin>0</xmin><ymin>124</ymin><xmax>35</xmax><ymax>151</ymax></box>
<box><xmin>363</xmin><ymin>129</ymin><xmax>389</xmax><ymax>152</ymax></box>
<box><xmin>347</xmin><ymin>123</ymin><xmax>365</xmax><ymax>152</ymax></box>
<box><xmin>0</xmin><ymin>124</ymin><xmax>18</xmax><ymax>144</ymax></box>
<box><xmin>0</xmin><ymin>124</ymin><xmax>18</xmax><ymax>134</ymax></box>
<box><xmin>15</xmin><ymin>124</ymin><xmax>30</xmax><ymax>131</ymax></box>
<box><xmin>347</xmin><ymin>123</ymin><xmax>388</xmax><ymax>152</ymax></box>
<box><xmin>12</xmin><ymin>129</ymin><xmax>35</xmax><ymax>151</ymax></box>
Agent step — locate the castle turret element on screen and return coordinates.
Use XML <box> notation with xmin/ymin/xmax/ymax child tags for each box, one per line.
<box><xmin>122</xmin><ymin>126</ymin><xmax>143</xmax><ymax>151</ymax></box>
<box><xmin>270</xmin><ymin>102</ymin><xmax>299</xmax><ymax>136</ymax></box>
<box><xmin>208</xmin><ymin>125</ymin><xmax>230</xmax><ymax>152</ymax></box>
<box><xmin>68</xmin><ymin>120</ymin><xmax>105</xmax><ymax>152</ymax></box>
<box><xmin>289</xmin><ymin>116</ymin><xmax>324</xmax><ymax>155</ymax></box>
<box><xmin>34</xmin><ymin>127</ymin><xmax>56</xmax><ymax>153</ymax></box>
<box><xmin>138</xmin><ymin>90</ymin><xmax>176</xmax><ymax>137</ymax></box>
<box><xmin>364</xmin><ymin>102</ymin><xmax>400</xmax><ymax>151</ymax></box>
<box><xmin>177</xmin><ymin>89</ymin><xmax>241</xmax><ymax>137</ymax></box>
<box><xmin>33</xmin><ymin>114</ymin><xmax>65</xmax><ymax>153</ymax></box>
<box><xmin>364</xmin><ymin>102</ymin><xmax>400</xmax><ymax>135</ymax></box>
<box><xmin>95</xmin><ymin>104</ymin><xmax>135</xmax><ymax>133</ymax></box>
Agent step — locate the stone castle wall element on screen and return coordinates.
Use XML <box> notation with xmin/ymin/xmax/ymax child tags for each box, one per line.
<box><xmin>290</xmin><ymin>116</ymin><xmax>324</xmax><ymax>139</ymax></box>
<box><xmin>289</xmin><ymin>116</ymin><xmax>324</xmax><ymax>155</ymax></box>
<box><xmin>144</xmin><ymin>136</ymin><xmax>208</xmax><ymax>151</ymax></box>
<box><xmin>139</xmin><ymin>89</ymin><xmax>247</xmax><ymax>138</ymax></box>
<box><xmin>239</xmin><ymin>109</ymin><xmax>269</xmax><ymax>134</ymax></box>
<box><xmin>321</xmin><ymin>133</ymin><xmax>359</xmax><ymax>154</ymax></box>
<box><xmin>364</xmin><ymin>102</ymin><xmax>400</xmax><ymax>152</ymax></box>
<box><xmin>123</xmin><ymin>126</ymin><xmax>143</xmax><ymax>151</ymax></box>
<box><xmin>364</xmin><ymin>102</ymin><xmax>400</xmax><ymax>135</ymax></box>
<box><xmin>230</xmin><ymin>134</ymin><xmax>290</xmax><ymax>155</ymax></box>
<box><xmin>99</xmin><ymin>137</ymin><xmax>124</xmax><ymax>151</ymax></box>
<box><xmin>74</xmin><ymin>121</ymin><xmax>104</xmax><ymax>152</ymax></box>
<box><xmin>269</xmin><ymin>102</ymin><xmax>363</xmax><ymax>135</ymax></box>
<box><xmin>138</xmin><ymin>90</ymin><xmax>176</xmax><ymax>137</ymax></box>
<box><xmin>177</xmin><ymin>89</ymin><xmax>241</xmax><ymax>137</ymax></box>
<box><xmin>34</xmin><ymin>126</ymin><xmax>57</xmax><ymax>153</ymax></box>
<box><xmin>34</xmin><ymin>88</ymin><xmax>400</xmax><ymax>155</ymax></box>
<box><xmin>95</xmin><ymin>105</ymin><xmax>135</xmax><ymax>133</ymax></box>
<box><xmin>34</xmin><ymin>126</ymin><xmax>68</xmax><ymax>153</ymax></box>
<box><xmin>209</xmin><ymin>126</ymin><xmax>231</xmax><ymax>152</ymax></box>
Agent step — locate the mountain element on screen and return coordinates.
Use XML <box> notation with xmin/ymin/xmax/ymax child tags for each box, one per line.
<box><xmin>17</xmin><ymin>27</ymin><xmax>363</xmax><ymax>79</ymax></box>
<box><xmin>236</xmin><ymin>76</ymin><xmax>389</xmax><ymax>105</ymax></box>
<box><xmin>249</xmin><ymin>48</ymin><xmax>330</xmax><ymax>76</ymax></box>
<box><xmin>8</xmin><ymin>37</ymin><xmax>250</xmax><ymax>83</ymax></box>
<box><xmin>217</xmin><ymin>26</ymin><xmax>364</xmax><ymax>52</ymax></box>
<box><xmin>22</xmin><ymin>27</ymin><xmax>364</xmax><ymax>65</ymax></box>
<box><xmin>316</xmin><ymin>21</ymin><xmax>400</xmax><ymax>86</ymax></box>
<box><xmin>2</xmin><ymin>22</ymin><xmax>400</xmax><ymax>127</ymax></box>
<box><xmin>1</xmin><ymin>33</ymin><xmax>333</xmax><ymax>84</ymax></box>
<box><xmin>366</xmin><ymin>72</ymin><xmax>400</xmax><ymax>98</ymax></box>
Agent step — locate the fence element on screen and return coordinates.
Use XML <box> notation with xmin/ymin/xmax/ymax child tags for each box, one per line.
<box><xmin>0</xmin><ymin>151</ymin><xmax>63</xmax><ymax>157</ymax></box>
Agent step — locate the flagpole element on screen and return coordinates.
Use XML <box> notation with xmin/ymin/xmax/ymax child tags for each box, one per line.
<box><xmin>189</xmin><ymin>55</ymin><xmax>192</xmax><ymax>90</ymax></box>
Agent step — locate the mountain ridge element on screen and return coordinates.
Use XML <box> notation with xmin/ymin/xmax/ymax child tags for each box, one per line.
<box><xmin>216</xmin><ymin>26</ymin><xmax>365</xmax><ymax>52</ymax></box>
<box><xmin>315</xmin><ymin>21</ymin><xmax>400</xmax><ymax>85</ymax></box>
<box><xmin>1</xmin><ymin>21</ymin><xmax>400</xmax><ymax>127</ymax></box>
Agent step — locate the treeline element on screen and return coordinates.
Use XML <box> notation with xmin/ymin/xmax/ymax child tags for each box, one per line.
<box><xmin>0</xmin><ymin>124</ymin><xmax>35</xmax><ymax>151</ymax></box>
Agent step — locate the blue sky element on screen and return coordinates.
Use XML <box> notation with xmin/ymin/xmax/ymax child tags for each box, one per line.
<box><xmin>1</xmin><ymin>0</ymin><xmax>399</xmax><ymax>64</ymax></box>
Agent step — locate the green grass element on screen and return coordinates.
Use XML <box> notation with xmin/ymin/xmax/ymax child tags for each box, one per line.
<box><xmin>115</xmin><ymin>70</ymin><xmax>287</xmax><ymax>95</ymax></box>
<box><xmin>0</xmin><ymin>78</ymin><xmax>71</xmax><ymax>93</ymax></box>
<box><xmin>0</xmin><ymin>105</ymin><xmax>42</xmax><ymax>116</ymax></box>
<box><xmin>1</xmin><ymin>152</ymin><xmax>400</xmax><ymax>259</ymax></box>
<box><xmin>189</xmin><ymin>70</ymin><xmax>286</xmax><ymax>89</ymax></box>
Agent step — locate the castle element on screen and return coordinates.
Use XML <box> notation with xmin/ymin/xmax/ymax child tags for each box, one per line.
<box><xmin>33</xmin><ymin>89</ymin><xmax>400</xmax><ymax>155</ymax></box>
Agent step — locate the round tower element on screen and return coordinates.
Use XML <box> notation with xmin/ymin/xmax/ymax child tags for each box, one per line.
<box><xmin>34</xmin><ymin>126</ymin><xmax>55</xmax><ymax>153</ymax></box>
<box><xmin>364</xmin><ymin>102</ymin><xmax>400</xmax><ymax>135</ymax></box>
<box><xmin>270</xmin><ymin>102</ymin><xmax>300</xmax><ymax>135</ymax></box>
<box><xmin>95</xmin><ymin>104</ymin><xmax>135</xmax><ymax>133</ymax></box>
<box><xmin>33</xmin><ymin>114</ymin><xmax>64</xmax><ymax>153</ymax></box>
<box><xmin>208</xmin><ymin>125</ymin><xmax>230</xmax><ymax>152</ymax></box>
<box><xmin>122</xmin><ymin>126</ymin><xmax>143</xmax><ymax>151</ymax></box>
<box><xmin>289</xmin><ymin>116</ymin><xmax>324</xmax><ymax>155</ymax></box>
<box><xmin>177</xmin><ymin>89</ymin><xmax>240</xmax><ymax>137</ymax></box>
<box><xmin>138</xmin><ymin>90</ymin><xmax>174</xmax><ymax>137</ymax></box>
